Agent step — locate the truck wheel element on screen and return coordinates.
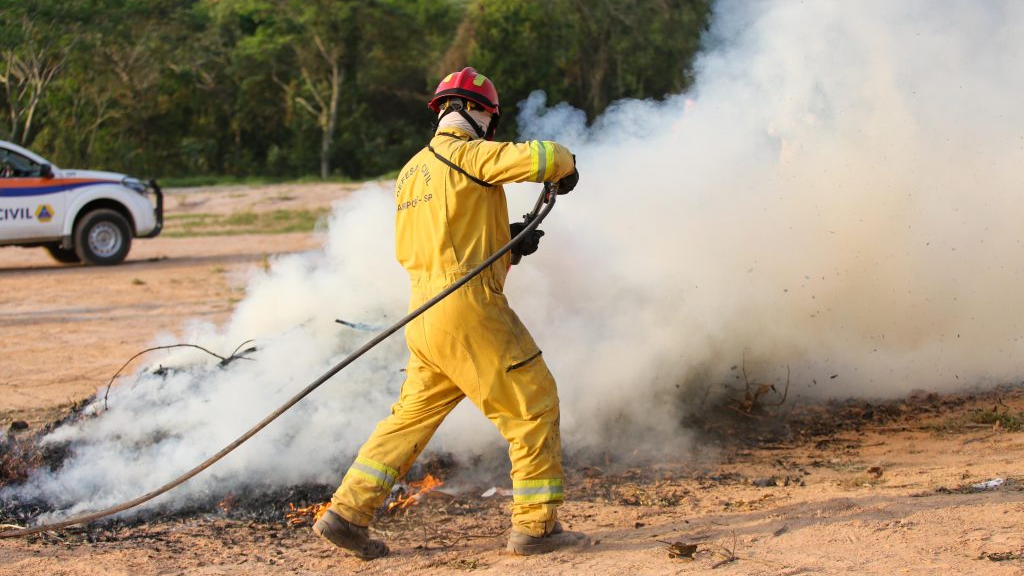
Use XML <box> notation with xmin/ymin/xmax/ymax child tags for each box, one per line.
<box><xmin>45</xmin><ymin>243</ymin><xmax>81</xmax><ymax>264</ymax></box>
<box><xmin>74</xmin><ymin>209</ymin><xmax>132</xmax><ymax>266</ymax></box>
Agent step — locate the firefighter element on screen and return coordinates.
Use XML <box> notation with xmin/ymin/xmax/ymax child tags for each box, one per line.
<box><xmin>314</xmin><ymin>67</ymin><xmax>584</xmax><ymax>558</ymax></box>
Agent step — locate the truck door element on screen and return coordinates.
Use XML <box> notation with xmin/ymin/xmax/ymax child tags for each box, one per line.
<box><xmin>0</xmin><ymin>148</ymin><xmax>66</xmax><ymax>241</ymax></box>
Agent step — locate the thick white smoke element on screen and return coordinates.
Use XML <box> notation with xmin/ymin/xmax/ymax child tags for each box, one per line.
<box><xmin>7</xmin><ymin>0</ymin><xmax>1024</xmax><ymax>516</ymax></box>
<box><xmin>511</xmin><ymin>0</ymin><xmax>1024</xmax><ymax>442</ymax></box>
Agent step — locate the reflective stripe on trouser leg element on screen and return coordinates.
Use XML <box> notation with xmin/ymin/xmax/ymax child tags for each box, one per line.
<box><xmin>513</xmin><ymin>478</ymin><xmax>564</xmax><ymax>503</ymax></box>
<box><xmin>330</xmin><ymin>456</ymin><xmax>399</xmax><ymax>526</ymax></box>
<box><xmin>348</xmin><ymin>457</ymin><xmax>399</xmax><ymax>490</ymax></box>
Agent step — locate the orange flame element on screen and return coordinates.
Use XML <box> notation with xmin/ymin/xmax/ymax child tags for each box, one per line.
<box><xmin>218</xmin><ymin>493</ymin><xmax>237</xmax><ymax>513</ymax></box>
<box><xmin>285</xmin><ymin>501</ymin><xmax>331</xmax><ymax>526</ymax></box>
<box><xmin>387</xmin><ymin>473</ymin><xmax>445</xmax><ymax>512</ymax></box>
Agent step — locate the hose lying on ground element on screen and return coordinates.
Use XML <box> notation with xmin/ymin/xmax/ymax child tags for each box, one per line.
<box><xmin>0</xmin><ymin>183</ymin><xmax>558</xmax><ymax>539</ymax></box>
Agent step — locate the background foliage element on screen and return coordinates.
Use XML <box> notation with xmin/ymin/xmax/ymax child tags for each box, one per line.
<box><xmin>0</xmin><ymin>0</ymin><xmax>710</xmax><ymax>181</ymax></box>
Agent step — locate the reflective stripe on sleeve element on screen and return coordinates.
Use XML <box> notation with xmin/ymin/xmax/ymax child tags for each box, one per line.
<box><xmin>529</xmin><ymin>140</ymin><xmax>555</xmax><ymax>182</ymax></box>
<box><xmin>347</xmin><ymin>457</ymin><xmax>400</xmax><ymax>490</ymax></box>
<box><xmin>541</xmin><ymin>141</ymin><xmax>556</xmax><ymax>181</ymax></box>
<box><xmin>512</xmin><ymin>478</ymin><xmax>564</xmax><ymax>503</ymax></box>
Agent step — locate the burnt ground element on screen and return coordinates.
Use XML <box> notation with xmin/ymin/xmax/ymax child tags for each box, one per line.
<box><xmin>2</xmin><ymin>385</ymin><xmax>1024</xmax><ymax>575</ymax></box>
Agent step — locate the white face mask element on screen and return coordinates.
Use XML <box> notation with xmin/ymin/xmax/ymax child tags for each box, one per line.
<box><xmin>436</xmin><ymin>107</ymin><xmax>492</xmax><ymax>139</ymax></box>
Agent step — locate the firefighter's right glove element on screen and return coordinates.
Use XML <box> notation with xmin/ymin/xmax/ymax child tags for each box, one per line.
<box><xmin>510</xmin><ymin>222</ymin><xmax>545</xmax><ymax>262</ymax></box>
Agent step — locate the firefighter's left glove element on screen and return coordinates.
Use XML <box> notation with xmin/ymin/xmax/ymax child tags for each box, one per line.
<box><xmin>510</xmin><ymin>222</ymin><xmax>545</xmax><ymax>262</ymax></box>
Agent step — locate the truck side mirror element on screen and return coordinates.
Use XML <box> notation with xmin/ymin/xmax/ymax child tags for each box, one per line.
<box><xmin>40</xmin><ymin>164</ymin><xmax>54</xmax><ymax>178</ymax></box>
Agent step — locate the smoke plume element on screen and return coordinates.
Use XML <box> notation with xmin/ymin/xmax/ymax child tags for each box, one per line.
<box><xmin>6</xmin><ymin>0</ymin><xmax>1024</xmax><ymax>517</ymax></box>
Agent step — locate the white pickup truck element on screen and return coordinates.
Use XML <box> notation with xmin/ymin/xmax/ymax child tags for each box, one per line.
<box><xmin>0</xmin><ymin>140</ymin><xmax>163</xmax><ymax>265</ymax></box>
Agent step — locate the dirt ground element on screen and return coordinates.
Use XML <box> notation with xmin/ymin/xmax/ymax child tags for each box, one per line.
<box><xmin>1</xmin><ymin>183</ymin><xmax>1023</xmax><ymax>575</ymax></box>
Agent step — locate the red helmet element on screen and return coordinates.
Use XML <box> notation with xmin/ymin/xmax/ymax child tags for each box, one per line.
<box><xmin>428</xmin><ymin>67</ymin><xmax>499</xmax><ymax>114</ymax></box>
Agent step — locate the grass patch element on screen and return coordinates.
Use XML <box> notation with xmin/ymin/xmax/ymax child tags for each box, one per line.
<box><xmin>930</xmin><ymin>406</ymin><xmax>1024</xmax><ymax>433</ymax></box>
<box><xmin>967</xmin><ymin>408</ymin><xmax>1024</xmax><ymax>431</ymax></box>
<box><xmin>161</xmin><ymin>175</ymin><xmax>284</xmax><ymax>188</ymax></box>
<box><xmin>164</xmin><ymin>208</ymin><xmax>330</xmax><ymax>237</ymax></box>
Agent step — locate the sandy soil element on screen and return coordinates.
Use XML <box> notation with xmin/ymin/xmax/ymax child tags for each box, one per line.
<box><xmin>1</xmin><ymin>183</ymin><xmax>1023</xmax><ymax>575</ymax></box>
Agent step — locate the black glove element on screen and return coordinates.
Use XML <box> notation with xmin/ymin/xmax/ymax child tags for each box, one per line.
<box><xmin>510</xmin><ymin>221</ymin><xmax>545</xmax><ymax>262</ymax></box>
<box><xmin>557</xmin><ymin>166</ymin><xmax>579</xmax><ymax>195</ymax></box>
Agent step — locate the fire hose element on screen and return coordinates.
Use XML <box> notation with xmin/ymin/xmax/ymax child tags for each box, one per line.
<box><xmin>0</xmin><ymin>182</ymin><xmax>560</xmax><ymax>539</ymax></box>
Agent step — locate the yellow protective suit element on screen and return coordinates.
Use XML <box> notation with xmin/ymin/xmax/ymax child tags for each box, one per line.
<box><xmin>330</xmin><ymin>126</ymin><xmax>576</xmax><ymax>537</ymax></box>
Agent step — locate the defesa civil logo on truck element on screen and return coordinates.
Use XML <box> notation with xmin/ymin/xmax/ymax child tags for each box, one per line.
<box><xmin>35</xmin><ymin>204</ymin><xmax>54</xmax><ymax>223</ymax></box>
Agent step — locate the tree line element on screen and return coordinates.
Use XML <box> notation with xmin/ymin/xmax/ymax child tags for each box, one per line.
<box><xmin>1</xmin><ymin>0</ymin><xmax>710</xmax><ymax>181</ymax></box>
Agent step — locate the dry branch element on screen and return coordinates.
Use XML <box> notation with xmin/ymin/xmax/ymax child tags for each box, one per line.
<box><xmin>102</xmin><ymin>341</ymin><xmax>257</xmax><ymax>409</ymax></box>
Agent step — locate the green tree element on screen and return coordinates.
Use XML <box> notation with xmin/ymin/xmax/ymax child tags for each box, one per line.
<box><xmin>268</xmin><ymin>0</ymin><xmax>355</xmax><ymax>179</ymax></box>
<box><xmin>0</xmin><ymin>0</ymin><xmax>708</xmax><ymax>180</ymax></box>
<box><xmin>0</xmin><ymin>6</ymin><xmax>74</xmax><ymax>146</ymax></box>
<box><xmin>459</xmin><ymin>0</ymin><xmax>710</xmax><ymax>137</ymax></box>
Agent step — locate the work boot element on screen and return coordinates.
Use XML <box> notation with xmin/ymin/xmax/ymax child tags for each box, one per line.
<box><xmin>506</xmin><ymin>521</ymin><xmax>588</xmax><ymax>556</ymax></box>
<box><xmin>312</xmin><ymin>509</ymin><xmax>389</xmax><ymax>560</ymax></box>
